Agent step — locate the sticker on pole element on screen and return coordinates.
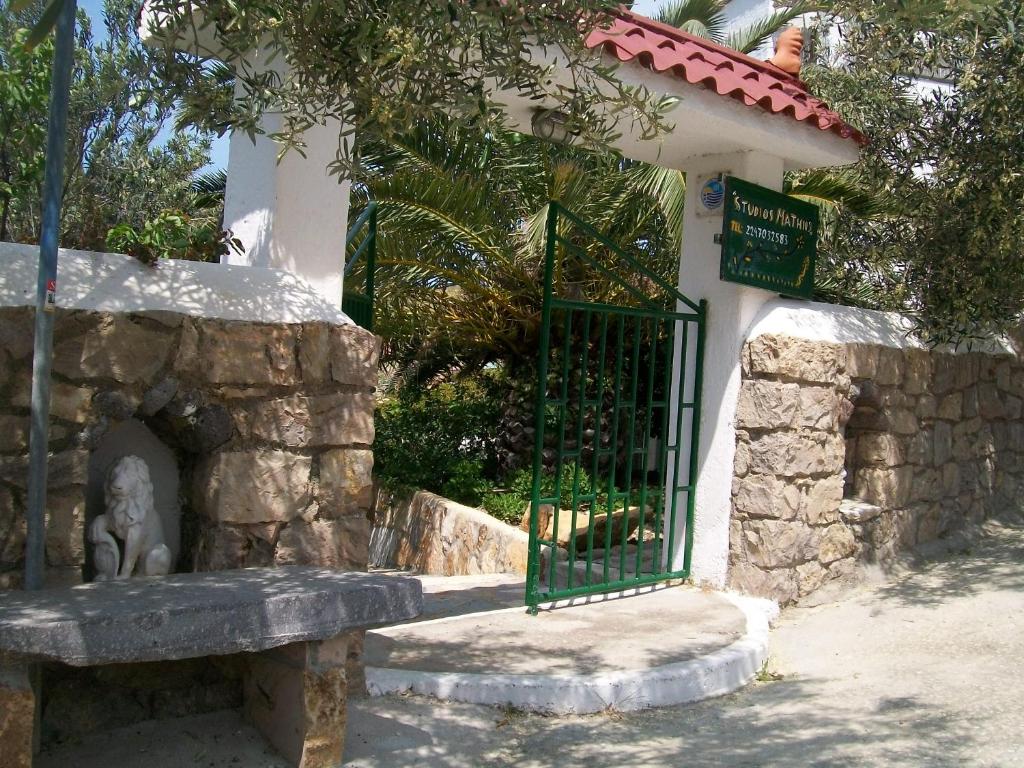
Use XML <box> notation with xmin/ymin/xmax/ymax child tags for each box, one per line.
<box><xmin>45</xmin><ymin>279</ymin><xmax>57</xmax><ymax>312</ymax></box>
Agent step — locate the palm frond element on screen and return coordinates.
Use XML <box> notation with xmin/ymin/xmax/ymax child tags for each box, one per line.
<box><xmin>655</xmin><ymin>0</ymin><xmax>729</xmax><ymax>43</ymax></box>
<box><xmin>786</xmin><ymin>169</ymin><xmax>894</xmax><ymax>219</ymax></box>
<box><xmin>190</xmin><ymin>168</ymin><xmax>227</xmax><ymax>195</ymax></box>
<box><xmin>725</xmin><ymin>1</ymin><xmax>824</xmax><ymax>55</ymax></box>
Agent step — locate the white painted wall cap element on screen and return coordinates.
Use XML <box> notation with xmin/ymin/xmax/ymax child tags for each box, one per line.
<box><xmin>746</xmin><ymin>298</ymin><xmax>1015</xmax><ymax>356</ymax></box>
<box><xmin>0</xmin><ymin>242</ymin><xmax>353</xmax><ymax>325</ymax></box>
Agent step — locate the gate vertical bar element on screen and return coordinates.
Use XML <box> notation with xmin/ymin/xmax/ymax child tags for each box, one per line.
<box><xmin>683</xmin><ymin>302</ymin><xmax>708</xmax><ymax>572</ymax></box>
<box><xmin>526</xmin><ymin>202</ymin><xmax>560</xmax><ymax>611</ymax></box>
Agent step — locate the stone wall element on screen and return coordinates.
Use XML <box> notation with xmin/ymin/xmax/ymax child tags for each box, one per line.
<box><xmin>729</xmin><ymin>331</ymin><xmax>1024</xmax><ymax>604</ymax></box>
<box><xmin>0</xmin><ymin>306</ymin><xmax>379</xmax><ymax>588</ymax></box>
<box><xmin>371</xmin><ymin>489</ymin><xmax>529</xmax><ymax>576</ymax></box>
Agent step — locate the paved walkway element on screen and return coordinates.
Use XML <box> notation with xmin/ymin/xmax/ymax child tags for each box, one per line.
<box><xmin>345</xmin><ymin>517</ymin><xmax>1024</xmax><ymax>767</ymax></box>
<box><xmin>39</xmin><ymin>517</ymin><xmax>1024</xmax><ymax>767</ymax></box>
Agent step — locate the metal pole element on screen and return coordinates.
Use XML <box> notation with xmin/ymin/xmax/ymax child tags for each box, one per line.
<box><xmin>24</xmin><ymin>0</ymin><xmax>77</xmax><ymax>591</ymax></box>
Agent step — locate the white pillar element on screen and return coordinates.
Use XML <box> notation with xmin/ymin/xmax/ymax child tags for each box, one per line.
<box><xmin>222</xmin><ymin>86</ymin><xmax>350</xmax><ymax>309</ymax></box>
<box><xmin>665</xmin><ymin>151</ymin><xmax>785</xmax><ymax>586</ymax></box>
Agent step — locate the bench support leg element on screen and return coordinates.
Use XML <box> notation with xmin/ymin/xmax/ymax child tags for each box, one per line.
<box><xmin>244</xmin><ymin>634</ymin><xmax>350</xmax><ymax>768</ymax></box>
<box><xmin>0</xmin><ymin>661</ymin><xmax>38</xmax><ymax>768</ymax></box>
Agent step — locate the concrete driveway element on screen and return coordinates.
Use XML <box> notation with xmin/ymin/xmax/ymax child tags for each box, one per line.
<box><xmin>345</xmin><ymin>517</ymin><xmax>1024</xmax><ymax>767</ymax></box>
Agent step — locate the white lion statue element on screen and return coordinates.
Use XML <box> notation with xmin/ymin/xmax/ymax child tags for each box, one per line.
<box><xmin>89</xmin><ymin>455</ymin><xmax>172</xmax><ymax>580</ymax></box>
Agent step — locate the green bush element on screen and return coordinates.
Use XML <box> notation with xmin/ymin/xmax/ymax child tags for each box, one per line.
<box><xmin>441</xmin><ymin>459</ymin><xmax>490</xmax><ymax>507</ymax></box>
<box><xmin>508</xmin><ymin>464</ymin><xmax>597</xmax><ymax>511</ymax></box>
<box><xmin>374</xmin><ymin>376</ymin><xmax>500</xmax><ymax>495</ymax></box>
<box><xmin>480</xmin><ymin>492</ymin><xmax>528</xmax><ymax>526</ymax></box>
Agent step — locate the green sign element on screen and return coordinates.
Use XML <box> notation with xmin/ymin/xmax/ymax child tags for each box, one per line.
<box><xmin>720</xmin><ymin>176</ymin><xmax>818</xmax><ymax>298</ymax></box>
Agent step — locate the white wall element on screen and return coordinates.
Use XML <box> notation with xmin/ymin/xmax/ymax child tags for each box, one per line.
<box><xmin>0</xmin><ymin>243</ymin><xmax>353</xmax><ymax>325</ymax></box>
<box><xmin>220</xmin><ymin>53</ymin><xmax>351</xmax><ymax>310</ymax></box>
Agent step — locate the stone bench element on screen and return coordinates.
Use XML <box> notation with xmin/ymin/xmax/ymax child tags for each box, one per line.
<box><xmin>0</xmin><ymin>567</ymin><xmax>422</xmax><ymax>768</ymax></box>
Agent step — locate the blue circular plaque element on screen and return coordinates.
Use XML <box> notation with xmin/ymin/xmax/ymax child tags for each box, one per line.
<box><xmin>701</xmin><ymin>177</ymin><xmax>725</xmax><ymax>211</ymax></box>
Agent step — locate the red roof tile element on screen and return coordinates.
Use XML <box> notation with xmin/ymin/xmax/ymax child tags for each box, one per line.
<box><xmin>585</xmin><ymin>9</ymin><xmax>867</xmax><ymax>146</ymax></box>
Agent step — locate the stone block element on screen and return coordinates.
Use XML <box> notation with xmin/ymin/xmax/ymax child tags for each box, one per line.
<box><xmin>0</xmin><ymin>486</ymin><xmax>25</xmax><ymax>565</ymax></box>
<box><xmin>173</xmin><ymin>318</ymin><xmax>200</xmax><ymax>371</ymax></box>
<box><xmin>48</xmin><ymin>450</ymin><xmax>90</xmax><ymax>489</ymax></box>
<box><xmin>275</xmin><ymin>517</ymin><xmax>370</xmax><ymax>571</ymax></box>
<box><xmin>802</xmin><ymin>476</ymin><xmax>844</xmax><ymax>525</ymax></box>
<box><xmin>733</xmin><ymin>438</ymin><xmax>750</xmax><ymax>477</ymax></box>
<box><xmin>52</xmin><ymin>314</ymin><xmax>170</xmax><ymax>384</ymax></box>
<box><xmin>857</xmin><ymin>433</ymin><xmax>905</xmax><ymax>466</ymax></box>
<box><xmin>732</xmin><ymin>474</ymin><xmax>800</xmax><ymax>521</ymax></box>
<box><xmin>827</xmin><ymin>557</ymin><xmax>863</xmax><ymax>587</ymax></box>
<box><xmin>1004</xmin><ymin>395</ymin><xmax>1022</xmax><ymax>420</ymax></box>
<box><xmin>45</xmin><ymin>488</ymin><xmax>85</xmax><ymax>567</ymax></box>
<box><xmin>916</xmin><ymin>506</ymin><xmax>945</xmax><ymax>543</ymax></box>
<box><xmin>191</xmin><ymin>321</ymin><xmax>299</xmax><ymax>386</ymax></box>
<box><xmin>329</xmin><ymin>325</ymin><xmax>381</xmax><ymax>389</ymax></box>
<box><xmin>955</xmin><ymin>354</ymin><xmax>980</xmax><ymax>389</ymax></box>
<box><xmin>845</xmin><ymin>343</ymin><xmax>879</xmax><ymax>380</ymax></box>
<box><xmin>933</xmin><ymin>422</ymin><xmax>953</xmax><ymax>466</ymax></box>
<box><xmin>734</xmin><ymin>379</ymin><xmax>799</xmax><ymax>430</ymax></box>
<box><xmin>0</xmin><ymin>664</ymin><xmax>35</xmax><ymax>768</ymax></box>
<box><xmin>0</xmin><ymin>456</ymin><xmax>28</xmax><ymax>488</ymax></box>
<box><xmin>912</xmin><ymin>468</ymin><xmax>942</xmax><ymax>503</ymax></box>
<box><xmin>0</xmin><ymin>416</ymin><xmax>30</xmax><ymax>453</ymax></box>
<box><xmin>915</xmin><ymin>394</ymin><xmax>937</xmax><ymax>420</ymax></box>
<box><xmin>905</xmin><ymin>430</ymin><xmax>932</xmax><ymax>465</ymax></box>
<box><xmin>92</xmin><ymin>389</ymin><xmax>139</xmax><ymax>421</ymax></box>
<box><xmin>742</xmin><ymin>519</ymin><xmax>819</xmax><ymax>569</ymax></box>
<box><xmin>839</xmin><ymin>498</ymin><xmax>882</xmax><ymax>524</ymax></box>
<box><xmin>193</xmin><ymin>523</ymin><xmax>278</xmax><ymax>571</ymax></box>
<box><xmin>1011</xmin><ymin>368</ymin><xmax>1024</xmax><ymax>399</ymax></box>
<box><xmin>853</xmin><ymin>466</ymin><xmax>914</xmax><ymax>509</ymax></box>
<box><xmin>874</xmin><ymin>348</ymin><xmax>904</xmax><ymax>387</ymax></box>
<box><xmin>903</xmin><ymin>349</ymin><xmax>932</xmax><ymax>395</ymax></box>
<box><xmin>846</xmin><ymin>405</ymin><xmax>889</xmax><ymax>432</ymax></box>
<box><xmin>995</xmin><ymin>360</ymin><xmax>1014</xmax><ymax>392</ymax></box>
<box><xmin>745</xmin><ymin>335</ymin><xmax>844</xmax><ymax>385</ymax></box>
<box><xmin>937</xmin><ymin>392</ymin><xmax>962</xmax><ymax>421</ymax></box>
<box><xmin>319</xmin><ymin>449</ymin><xmax>374</xmax><ymax>517</ymax></box>
<box><xmin>941</xmin><ymin>463</ymin><xmax>961</xmax><ymax>497</ymax></box>
<box><xmin>727</xmin><ymin>560</ymin><xmax>798</xmax><ymax>605</ymax></box>
<box><xmin>196</xmin><ymin>451</ymin><xmax>312</xmax><ymax>524</ymax></box>
<box><xmin>244</xmin><ymin>636</ymin><xmax>348</xmax><ymax>768</ymax></box>
<box><xmin>796</xmin><ymin>560</ymin><xmax>829</xmax><ymax>597</ymax></box>
<box><xmin>890</xmin><ymin>408</ymin><xmax>919</xmax><ymax>436</ymax></box>
<box><xmin>977</xmin><ymin>382</ymin><xmax>1004</xmax><ymax>420</ymax></box>
<box><xmin>796</xmin><ymin>387</ymin><xmax>843</xmax><ymax>430</ymax></box>
<box><xmin>0</xmin><ymin>307</ymin><xmax>34</xmax><ymax>361</ymax></box>
<box><xmin>247</xmin><ymin>393</ymin><xmax>374</xmax><ymax>448</ymax></box>
<box><xmin>818</xmin><ymin>524</ymin><xmax>857</xmax><ymax>564</ymax></box>
<box><xmin>962</xmin><ymin>386</ymin><xmax>979</xmax><ymax>418</ymax></box>
<box><xmin>747</xmin><ymin>432</ymin><xmax>841</xmax><ymax>477</ymax></box>
<box><xmin>11</xmin><ymin>379</ymin><xmax>95</xmax><ymax>424</ymax></box>
<box><xmin>300</xmin><ymin>323</ymin><xmax>331</xmax><ymax>383</ymax></box>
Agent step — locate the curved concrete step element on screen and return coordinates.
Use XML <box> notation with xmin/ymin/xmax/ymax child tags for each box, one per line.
<box><xmin>364</xmin><ymin>582</ymin><xmax>777</xmax><ymax>714</ymax></box>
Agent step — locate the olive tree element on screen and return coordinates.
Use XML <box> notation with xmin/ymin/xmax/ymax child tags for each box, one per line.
<box><xmin>143</xmin><ymin>0</ymin><xmax>675</xmax><ymax>173</ymax></box>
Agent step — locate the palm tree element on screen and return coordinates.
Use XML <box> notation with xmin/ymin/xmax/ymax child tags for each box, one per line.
<box><xmin>351</xmin><ymin>124</ymin><xmax>681</xmax><ymax>384</ymax></box>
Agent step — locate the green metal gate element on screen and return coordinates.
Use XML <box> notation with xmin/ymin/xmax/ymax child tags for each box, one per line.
<box><xmin>525</xmin><ymin>202</ymin><xmax>706</xmax><ymax>610</ymax></box>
